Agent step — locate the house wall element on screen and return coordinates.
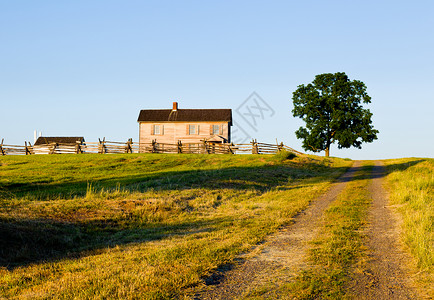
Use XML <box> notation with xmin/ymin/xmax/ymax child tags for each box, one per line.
<box><xmin>139</xmin><ymin>122</ymin><xmax>230</xmax><ymax>146</ymax></box>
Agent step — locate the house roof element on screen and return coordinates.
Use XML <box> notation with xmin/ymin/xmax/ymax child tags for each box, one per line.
<box><xmin>34</xmin><ymin>137</ymin><xmax>85</xmax><ymax>145</ymax></box>
<box><xmin>137</xmin><ymin>109</ymin><xmax>232</xmax><ymax>124</ymax></box>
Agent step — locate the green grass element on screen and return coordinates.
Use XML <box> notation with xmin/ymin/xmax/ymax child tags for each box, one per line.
<box><xmin>0</xmin><ymin>153</ymin><xmax>352</xmax><ymax>299</ymax></box>
<box><xmin>383</xmin><ymin>158</ymin><xmax>433</xmax><ymax>294</ymax></box>
<box><xmin>281</xmin><ymin>162</ymin><xmax>374</xmax><ymax>299</ymax></box>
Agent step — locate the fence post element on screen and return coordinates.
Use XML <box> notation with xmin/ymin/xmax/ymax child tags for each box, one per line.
<box><xmin>228</xmin><ymin>143</ymin><xmax>234</xmax><ymax>154</ymax></box>
<box><xmin>49</xmin><ymin>143</ymin><xmax>57</xmax><ymax>154</ymax></box>
<box><xmin>204</xmin><ymin>140</ymin><xmax>211</xmax><ymax>154</ymax></box>
<box><xmin>278</xmin><ymin>142</ymin><xmax>284</xmax><ymax>152</ymax></box>
<box><xmin>29</xmin><ymin>142</ymin><xmax>34</xmax><ymax>155</ymax></box>
<box><xmin>0</xmin><ymin>139</ymin><xmax>5</xmax><ymax>155</ymax></box>
<box><xmin>75</xmin><ymin>141</ymin><xmax>82</xmax><ymax>154</ymax></box>
<box><xmin>98</xmin><ymin>138</ymin><xmax>106</xmax><ymax>154</ymax></box>
<box><xmin>152</xmin><ymin>139</ymin><xmax>157</xmax><ymax>153</ymax></box>
<box><xmin>25</xmin><ymin>141</ymin><xmax>32</xmax><ymax>155</ymax></box>
<box><xmin>125</xmin><ymin>138</ymin><xmax>133</xmax><ymax>153</ymax></box>
<box><xmin>251</xmin><ymin>139</ymin><xmax>258</xmax><ymax>154</ymax></box>
<box><xmin>177</xmin><ymin>140</ymin><xmax>182</xmax><ymax>153</ymax></box>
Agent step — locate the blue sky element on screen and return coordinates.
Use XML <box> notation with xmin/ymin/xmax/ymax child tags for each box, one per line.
<box><xmin>1</xmin><ymin>1</ymin><xmax>433</xmax><ymax>159</ymax></box>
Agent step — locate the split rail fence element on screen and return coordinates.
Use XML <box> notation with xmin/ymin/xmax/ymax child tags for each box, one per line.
<box><xmin>0</xmin><ymin>138</ymin><xmax>303</xmax><ymax>156</ymax></box>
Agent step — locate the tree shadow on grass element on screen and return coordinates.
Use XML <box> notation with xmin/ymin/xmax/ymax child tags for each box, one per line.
<box><xmin>0</xmin><ymin>159</ymin><xmax>425</xmax><ymax>270</ymax></box>
<box><xmin>336</xmin><ymin>159</ymin><xmax>426</xmax><ymax>183</ymax></box>
<box><xmin>0</xmin><ymin>214</ymin><xmax>233</xmax><ymax>270</ymax></box>
<box><xmin>0</xmin><ymin>160</ymin><xmax>340</xmax><ymax>269</ymax></box>
<box><xmin>0</xmin><ymin>162</ymin><xmax>345</xmax><ymax>200</ymax></box>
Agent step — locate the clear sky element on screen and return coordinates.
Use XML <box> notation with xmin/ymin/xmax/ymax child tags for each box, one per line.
<box><xmin>1</xmin><ymin>1</ymin><xmax>433</xmax><ymax>159</ymax></box>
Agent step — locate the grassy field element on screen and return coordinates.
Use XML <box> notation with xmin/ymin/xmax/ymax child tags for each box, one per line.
<box><xmin>384</xmin><ymin>158</ymin><xmax>434</xmax><ymax>295</ymax></box>
<box><xmin>0</xmin><ymin>153</ymin><xmax>352</xmax><ymax>299</ymax></box>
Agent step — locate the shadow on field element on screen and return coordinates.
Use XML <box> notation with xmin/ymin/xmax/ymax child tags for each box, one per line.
<box><xmin>337</xmin><ymin>159</ymin><xmax>425</xmax><ymax>183</ymax></box>
<box><xmin>0</xmin><ymin>158</ymin><xmax>425</xmax><ymax>269</ymax></box>
<box><xmin>0</xmin><ymin>163</ymin><xmax>343</xmax><ymax>200</ymax></box>
<box><xmin>0</xmin><ymin>161</ymin><xmax>337</xmax><ymax>269</ymax></box>
<box><xmin>0</xmin><ymin>215</ymin><xmax>233</xmax><ymax>269</ymax></box>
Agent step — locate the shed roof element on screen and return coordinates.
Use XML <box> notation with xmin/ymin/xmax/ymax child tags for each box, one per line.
<box><xmin>137</xmin><ymin>109</ymin><xmax>232</xmax><ymax>124</ymax></box>
<box><xmin>34</xmin><ymin>137</ymin><xmax>85</xmax><ymax>145</ymax></box>
<box><xmin>206</xmin><ymin>135</ymin><xmax>228</xmax><ymax>142</ymax></box>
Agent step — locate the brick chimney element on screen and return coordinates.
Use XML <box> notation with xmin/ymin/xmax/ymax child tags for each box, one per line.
<box><xmin>172</xmin><ymin>102</ymin><xmax>178</xmax><ymax>111</ymax></box>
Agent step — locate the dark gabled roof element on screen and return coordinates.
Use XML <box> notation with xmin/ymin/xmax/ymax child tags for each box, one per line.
<box><xmin>137</xmin><ymin>109</ymin><xmax>232</xmax><ymax>124</ymax></box>
<box><xmin>34</xmin><ymin>137</ymin><xmax>85</xmax><ymax>145</ymax></box>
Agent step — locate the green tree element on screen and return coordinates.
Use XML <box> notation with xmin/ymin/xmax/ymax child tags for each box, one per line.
<box><xmin>292</xmin><ymin>72</ymin><xmax>379</xmax><ymax>157</ymax></box>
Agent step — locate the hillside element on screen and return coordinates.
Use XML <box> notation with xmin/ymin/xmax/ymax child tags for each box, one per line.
<box><xmin>0</xmin><ymin>154</ymin><xmax>432</xmax><ymax>299</ymax></box>
<box><xmin>0</xmin><ymin>153</ymin><xmax>351</xmax><ymax>298</ymax></box>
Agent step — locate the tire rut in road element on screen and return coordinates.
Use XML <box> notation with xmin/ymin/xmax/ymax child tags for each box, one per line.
<box><xmin>194</xmin><ymin>162</ymin><xmax>361</xmax><ymax>299</ymax></box>
<box><xmin>348</xmin><ymin>161</ymin><xmax>419</xmax><ymax>299</ymax></box>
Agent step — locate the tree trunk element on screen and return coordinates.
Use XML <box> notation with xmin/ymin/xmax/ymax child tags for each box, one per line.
<box><xmin>325</xmin><ymin>138</ymin><xmax>331</xmax><ymax>157</ymax></box>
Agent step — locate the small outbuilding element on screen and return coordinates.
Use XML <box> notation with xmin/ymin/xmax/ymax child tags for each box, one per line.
<box><xmin>33</xmin><ymin>136</ymin><xmax>85</xmax><ymax>154</ymax></box>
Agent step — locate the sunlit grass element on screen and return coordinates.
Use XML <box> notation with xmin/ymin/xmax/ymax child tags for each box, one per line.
<box><xmin>0</xmin><ymin>153</ymin><xmax>352</xmax><ymax>299</ymax></box>
<box><xmin>383</xmin><ymin>158</ymin><xmax>433</xmax><ymax>295</ymax></box>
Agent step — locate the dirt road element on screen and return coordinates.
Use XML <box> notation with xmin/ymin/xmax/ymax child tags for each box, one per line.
<box><xmin>194</xmin><ymin>161</ymin><xmax>421</xmax><ymax>299</ymax></box>
<box><xmin>348</xmin><ymin>162</ymin><xmax>418</xmax><ymax>299</ymax></box>
<box><xmin>195</xmin><ymin>163</ymin><xmax>361</xmax><ymax>299</ymax></box>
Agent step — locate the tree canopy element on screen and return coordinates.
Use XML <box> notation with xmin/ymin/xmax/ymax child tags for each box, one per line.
<box><xmin>292</xmin><ymin>72</ymin><xmax>379</xmax><ymax>157</ymax></box>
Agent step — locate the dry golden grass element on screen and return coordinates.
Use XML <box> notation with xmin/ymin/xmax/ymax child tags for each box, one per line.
<box><xmin>383</xmin><ymin>158</ymin><xmax>434</xmax><ymax>296</ymax></box>
<box><xmin>0</xmin><ymin>153</ymin><xmax>351</xmax><ymax>299</ymax></box>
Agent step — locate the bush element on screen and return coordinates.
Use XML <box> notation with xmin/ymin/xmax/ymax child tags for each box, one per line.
<box><xmin>275</xmin><ymin>150</ymin><xmax>296</xmax><ymax>162</ymax></box>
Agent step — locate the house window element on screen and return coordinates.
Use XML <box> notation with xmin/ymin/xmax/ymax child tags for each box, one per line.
<box><xmin>188</xmin><ymin>124</ymin><xmax>197</xmax><ymax>135</ymax></box>
<box><xmin>211</xmin><ymin>125</ymin><xmax>220</xmax><ymax>135</ymax></box>
<box><xmin>153</xmin><ymin>125</ymin><xmax>163</xmax><ymax>135</ymax></box>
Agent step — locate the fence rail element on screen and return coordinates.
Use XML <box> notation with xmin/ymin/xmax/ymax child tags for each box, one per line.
<box><xmin>0</xmin><ymin>138</ymin><xmax>303</xmax><ymax>156</ymax></box>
